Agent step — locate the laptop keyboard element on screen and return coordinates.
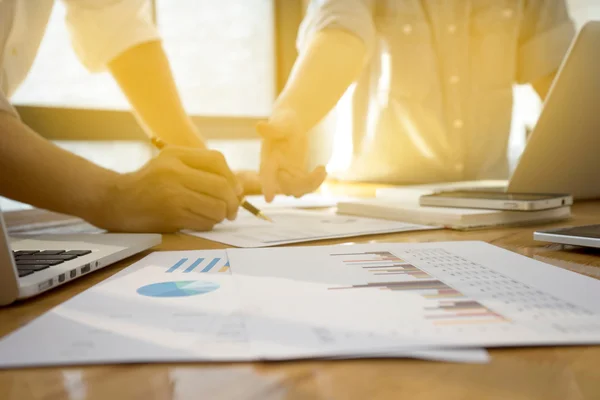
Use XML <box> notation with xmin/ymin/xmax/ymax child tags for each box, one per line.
<box><xmin>12</xmin><ymin>250</ymin><xmax>92</xmax><ymax>278</ymax></box>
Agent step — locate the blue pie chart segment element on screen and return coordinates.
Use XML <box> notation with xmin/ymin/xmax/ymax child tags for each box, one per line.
<box><xmin>137</xmin><ymin>281</ymin><xmax>220</xmax><ymax>298</ymax></box>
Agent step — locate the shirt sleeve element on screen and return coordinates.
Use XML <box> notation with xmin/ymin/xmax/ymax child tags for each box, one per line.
<box><xmin>517</xmin><ymin>0</ymin><xmax>576</xmax><ymax>84</ymax></box>
<box><xmin>62</xmin><ymin>0</ymin><xmax>160</xmax><ymax>72</ymax></box>
<box><xmin>297</xmin><ymin>0</ymin><xmax>376</xmax><ymax>55</ymax></box>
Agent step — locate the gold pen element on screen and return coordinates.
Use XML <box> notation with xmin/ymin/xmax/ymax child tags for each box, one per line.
<box><xmin>150</xmin><ymin>137</ymin><xmax>272</xmax><ymax>223</ymax></box>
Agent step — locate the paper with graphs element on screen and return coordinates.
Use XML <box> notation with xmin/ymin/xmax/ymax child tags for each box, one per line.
<box><xmin>227</xmin><ymin>241</ymin><xmax>600</xmax><ymax>353</ymax></box>
<box><xmin>0</xmin><ymin>250</ymin><xmax>488</xmax><ymax>368</ymax></box>
<box><xmin>186</xmin><ymin>209</ymin><xmax>436</xmax><ymax>247</ymax></box>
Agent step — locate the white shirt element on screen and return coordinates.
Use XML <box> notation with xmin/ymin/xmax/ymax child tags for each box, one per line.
<box><xmin>300</xmin><ymin>0</ymin><xmax>574</xmax><ymax>183</ymax></box>
<box><xmin>0</xmin><ymin>0</ymin><xmax>159</xmax><ymax>116</ymax></box>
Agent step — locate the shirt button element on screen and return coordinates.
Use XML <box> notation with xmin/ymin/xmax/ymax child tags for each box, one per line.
<box><xmin>403</xmin><ymin>24</ymin><xmax>413</xmax><ymax>35</ymax></box>
<box><xmin>449</xmin><ymin>75</ymin><xmax>460</xmax><ymax>84</ymax></box>
<box><xmin>502</xmin><ymin>8</ymin><xmax>514</xmax><ymax>18</ymax></box>
<box><xmin>455</xmin><ymin>163</ymin><xmax>465</xmax><ymax>173</ymax></box>
<box><xmin>447</xmin><ymin>24</ymin><xmax>457</xmax><ymax>34</ymax></box>
<box><xmin>10</xmin><ymin>47</ymin><xmax>17</xmax><ymax>56</ymax></box>
<box><xmin>453</xmin><ymin>119</ymin><xmax>464</xmax><ymax>129</ymax></box>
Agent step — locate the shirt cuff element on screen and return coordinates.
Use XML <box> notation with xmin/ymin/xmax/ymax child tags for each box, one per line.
<box><xmin>66</xmin><ymin>1</ymin><xmax>161</xmax><ymax>72</ymax></box>
<box><xmin>517</xmin><ymin>20</ymin><xmax>576</xmax><ymax>84</ymax></box>
<box><xmin>91</xmin><ymin>22</ymin><xmax>160</xmax><ymax>72</ymax></box>
<box><xmin>297</xmin><ymin>1</ymin><xmax>376</xmax><ymax>56</ymax></box>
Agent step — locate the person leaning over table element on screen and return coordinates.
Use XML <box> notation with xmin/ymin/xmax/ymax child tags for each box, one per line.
<box><xmin>0</xmin><ymin>0</ymin><xmax>326</xmax><ymax>233</ymax></box>
<box><xmin>257</xmin><ymin>0</ymin><xmax>576</xmax><ymax>201</ymax></box>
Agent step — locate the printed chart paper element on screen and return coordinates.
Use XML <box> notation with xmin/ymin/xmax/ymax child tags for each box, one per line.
<box><xmin>186</xmin><ymin>209</ymin><xmax>437</xmax><ymax>247</ymax></box>
<box><xmin>228</xmin><ymin>241</ymin><xmax>600</xmax><ymax>353</ymax></box>
<box><xmin>0</xmin><ymin>251</ymin><xmax>488</xmax><ymax>368</ymax></box>
<box><xmin>0</xmin><ymin>266</ymin><xmax>252</xmax><ymax>368</ymax></box>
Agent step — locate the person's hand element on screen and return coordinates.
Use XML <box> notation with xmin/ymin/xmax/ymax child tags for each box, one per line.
<box><xmin>236</xmin><ymin>170</ymin><xmax>262</xmax><ymax>195</ymax></box>
<box><xmin>257</xmin><ymin>110</ymin><xmax>327</xmax><ymax>202</ymax></box>
<box><xmin>96</xmin><ymin>147</ymin><xmax>242</xmax><ymax>233</ymax></box>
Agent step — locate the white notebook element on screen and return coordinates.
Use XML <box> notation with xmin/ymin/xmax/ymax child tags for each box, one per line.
<box><xmin>337</xmin><ymin>199</ymin><xmax>571</xmax><ymax>230</ymax></box>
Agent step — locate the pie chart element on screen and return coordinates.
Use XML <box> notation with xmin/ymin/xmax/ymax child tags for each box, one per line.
<box><xmin>136</xmin><ymin>281</ymin><xmax>220</xmax><ymax>298</ymax></box>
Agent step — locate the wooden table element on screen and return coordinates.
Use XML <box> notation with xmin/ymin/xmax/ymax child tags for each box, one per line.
<box><xmin>2</xmin><ymin>184</ymin><xmax>600</xmax><ymax>400</ymax></box>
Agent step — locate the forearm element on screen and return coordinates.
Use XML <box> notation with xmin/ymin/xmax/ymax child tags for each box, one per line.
<box><xmin>273</xmin><ymin>29</ymin><xmax>367</xmax><ymax>132</ymax></box>
<box><xmin>0</xmin><ymin>112</ymin><xmax>118</xmax><ymax>223</ymax></box>
<box><xmin>108</xmin><ymin>40</ymin><xmax>205</xmax><ymax>148</ymax></box>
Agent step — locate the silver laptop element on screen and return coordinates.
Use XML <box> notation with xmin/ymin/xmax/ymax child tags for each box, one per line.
<box><xmin>0</xmin><ymin>208</ymin><xmax>161</xmax><ymax>306</ymax></box>
<box><xmin>506</xmin><ymin>21</ymin><xmax>600</xmax><ymax>200</ymax></box>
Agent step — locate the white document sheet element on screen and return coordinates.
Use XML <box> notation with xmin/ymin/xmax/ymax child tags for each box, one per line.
<box><xmin>227</xmin><ymin>241</ymin><xmax>600</xmax><ymax>353</ymax></box>
<box><xmin>0</xmin><ymin>251</ymin><xmax>488</xmax><ymax>368</ymax></box>
<box><xmin>0</xmin><ymin>266</ymin><xmax>253</xmax><ymax>368</ymax></box>
<box><xmin>244</xmin><ymin>194</ymin><xmax>354</xmax><ymax>210</ymax></box>
<box><xmin>186</xmin><ymin>209</ymin><xmax>437</xmax><ymax>248</ymax></box>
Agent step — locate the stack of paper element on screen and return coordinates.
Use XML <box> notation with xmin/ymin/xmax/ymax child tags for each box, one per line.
<box><xmin>0</xmin><ymin>250</ymin><xmax>489</xmax><ymax>367</ymax></box>
<box><xmin>337</xmin><ymin>198</ymin><xmax>571</xmax><ymax>229</ymax></box>
<box><xmin>2</xmin><ymin>241</ymin><xmax>600</xmax><ymax>369</ymax></box>
<box><xmin>339</xmin><ymin>181</ymin><xmax>569</xmax><ymax>229</ymax></box>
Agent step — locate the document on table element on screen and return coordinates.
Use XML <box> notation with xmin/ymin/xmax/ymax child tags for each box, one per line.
<box><xmin>186</xmin><ymin>209</ymin><xmax>437</xmax><ymax>247</ymax></box>
<box><xmin>0</xmin><ymin>265</ymin><xmax>252</xmax><ymax>367</ymax></box>
<box><xmin>244</xmin><ymin>194</ymin><xmax>354</xmax><ymax>210</ymax></box>
<box><xmin>227</xmin><ymin>241</ymin><xmax>600</xmax><ymax>353</ymax></box>
<box><xmin>0</xmin><ymin>251</ymin><xmax>488</xmax><ymax>368</ymax></box>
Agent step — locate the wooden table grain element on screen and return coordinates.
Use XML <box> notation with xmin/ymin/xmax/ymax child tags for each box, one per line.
<box><xmin>2</xmin><ymin>184</ymin><xmax>600</xmax><ymax>400</ymax></box>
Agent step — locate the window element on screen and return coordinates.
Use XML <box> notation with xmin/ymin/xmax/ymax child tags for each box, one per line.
<box><xmin>568</xmin><ymin>0</ymin><xmax>600</xmax><ymax>29</ymax></box>
<box><xmin>11</xmin><ymin>3</ymin><xmax>129</xmax><ymax>110</ymax></box>
<box><xmin>11</xmin><ymin>0</ymin><xmax>302</xmax><ymax>144</ymax></box>
<box><xmin>13</xmin><ymin>0</ymin><xmax>276</xmax><ymax>117</ymax></box>
<box><xmin>9</xmin><ymin>0</ymin><xmax>299</xmax><ymax>154</ymax></box>
<box><xmin>156</xmin><ymin>0</ymin><xmax>275</xmax><ymax>116</ymax></box>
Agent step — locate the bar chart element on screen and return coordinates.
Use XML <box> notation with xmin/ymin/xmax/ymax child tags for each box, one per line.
<box><xmin>165</xmin><ymin>257</ymin><xmax>229</xmax><ymax>274</ymax></box>
<box><xmin>332</xmin><ymin>251</ymin><xmax>430</xmax><ymax>278</ymax></box>
<box><xmin>329</xmin><ymin>251</ymin><xmax>507</xmax><ymax>326</ymax></box>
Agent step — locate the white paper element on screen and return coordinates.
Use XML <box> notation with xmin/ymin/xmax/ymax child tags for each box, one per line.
<box><xmin>227</xmin><ymin>241</ymin><xmax>600</xmax><ymax>352</ymax></box>
<box><xmin>244</xmin><ymin>194</ymin><xmax>354</xmax><ymax>210</ymax></box>
<box><xmin>0</xmin><ymin>266</ymin><xmax>253</xmax><ymax>368</ymax></box>
<box><xmin>0</xmin><ymin>250</ymin><xmax>488</xmax><ymax>368</ymax></box>
<box><xmin>186</xmin><ymin>209</ymin><xmax>436</xmax><ymax>248</ymax></box>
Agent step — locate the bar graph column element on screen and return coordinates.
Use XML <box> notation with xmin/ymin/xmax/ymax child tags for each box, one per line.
<box><xmin>184</xmin><ymin>258</ymin><xmax>205</xmax><ymax>273</ymax></box>
<box><xmin>219</xmin><ymin>261</ymin><xmax>230</xmax><ymax>273</ymax></box>
<box><xmin>167</xmin><ymin>258</ymin><xmax>188</xmax><ymax>273</ymax></box>
<box><xmin>331</xmin><ymin>251</ymin><xmax>433</xmax><ymax>279</ymax></box>
<box><xmin>165</xmin><ymin>257</ymin><xmax>229</xmax><ymax>274</ymax></box>
<box><xmin>201</xmin><ymin>258</ymin><xmax>221</xmax><ymax>273</ymax></box>
<box><xmin>329</xmin><ymin>251</ymin><xmax>508</xmax><ymax>326</ymax></box>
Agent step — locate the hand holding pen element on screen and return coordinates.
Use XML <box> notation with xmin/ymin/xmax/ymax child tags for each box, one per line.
<box><xmin>151</xmin><ymin>137</ymin><xmax>272</xmax><ymax>223</ymax></box>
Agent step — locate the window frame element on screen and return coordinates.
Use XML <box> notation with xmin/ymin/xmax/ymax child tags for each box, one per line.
<box><xmin>16</xmin><ymin>0</ymin><xmax>302</xmax><ymax>141</ymax></box>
